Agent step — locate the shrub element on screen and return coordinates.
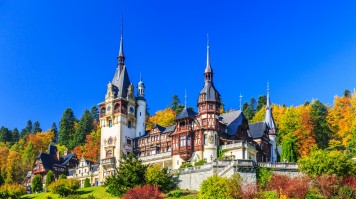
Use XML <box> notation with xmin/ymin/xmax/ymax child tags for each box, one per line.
<box><xmin>226</xmin><ymin>173</ymin><xmax>243</xmax><ymax>199</ymax></box>
<box><xmin>169</xmin><ymin>189</ymin><xmax>181</xmax><ymax>198</ymax></box>
<box><xmin>338</xmin><ymin>186</ymin><xmax>356</xmax><ymax>199</ymax></box>
<box><xmin>314</xmin><ymin>175</ymin><xmax>341</xmax><ymax>198</ymax></box>
<box><xmin>122</xmin><ymin>185</ymin><xmax>163</xmax><ymax>199</ymax></box>
<box><xmin>179</xmin><ymin>163</ymin><xmax>193</xmax><ymax>169</ymax></box>
<box><xmin>32</xmin><ymin>174</ymin><xmax>43</xmax><ymax>193</ymax></box>
<box><xmin>267</xmin><ymin>174</ymin><xmax>311</xmax><ymax>199</ymax></box>
<box><xmin>0</xmin><ymin>184</ymin><xmax>26</xmax><ymax>199</ymax></box>
<box><xmin>256</xmin><ymin>166</ymin><xmax>273</xmax><ymax>189</ymax></box>
<box><xmin>145</xmin><ymin>165</ymin><xmax>175</xmax><ymax>193</ymax></box>
<box><xmin>84</xmin><ymin>178</ymin><xmax>91</xmax><ymax>188</ymax></box>
<box><xmin>199</xmin><ymin>175</ymin><xmax>228</xmax><ymax>199</ymax></box>
<box><xmin>241</xmin><ymin>183</ymin><xmax>258</xmax><ymax>199</ymax></box>
<box><xmin>342</xmin><ymin>176</ymin><xmax>356</xmax><ymax>189</ymax></box>
<box><xmin>262</xmin><ymin>191</ymin><xmax>278</xmax><ymax>199</ymax></box>
<box><xmin>48</xmin><ymin>179</ymin><xmax>80</xmax><ymax>197</ymax></box>
<box><xmin>45</xmin><ymin>170</ymin><xmax>55</xmax><ymax>190</ymax></box>
<box><xmin>59</xmin><ymin>174</ymin><xmax>67</xmax><ymax>179</ymax></box>
<box><xmin>194</xmin><ymin>159</ymin><xmax>206</xmax><ymax>166</ymax></box>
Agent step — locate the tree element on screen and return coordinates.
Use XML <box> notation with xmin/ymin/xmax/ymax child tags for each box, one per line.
<box><xmin>21</xmin><ymin>120</ymin><xmax>33</xmax><ymax>138</ymax></box>
<box><xmin>146</xmin><ymin>108</ymin><xmax>176</xmax><ymax>130</ymax></box>
<box><xmin>0</xmin><ymin>127</ymin><xmax>11</xmax><ymax>143</ymax></box>
<box><xmin>32</xmin><ymin>174</ymin><xmax>43</xmax><ymax>193</ymax></box>
<box><xmin>257</xmin><ymin>95</ymin><xmax>267</xmax><ymax>111</ymax></box>
<box><xmin>32</xmin><ymin>121</ymin><xmax>42</xmax><ymax>134</ymax></box>
<box><xmin>11</xmin><ymin>128</ymin><xmax>19</xmax><ymax>145</ymax></box>
<box><xmin>171</xmin><ymin>95</ymin><xmax>184</xmax><ymax>114</ymax></box>
<box><xmin>48</xmin><ymin>179</ymin><xmax>79</xmax><ymax>197</ymax></box>
<box><xmin>50</xmin><ymin>122</ymin><xmax>58</xmax><ymax>143</ymax></box>
<box><xmin>58</xmin><ymin>108</ymin><xmax>76</xmax><ymax>148</ymax></box>
<box><xmin>104</xmin><ymin>152</ymin><xmax>148</xmax><ymax>197</ymax></box>
<box><xmin>298</xmin><ymin>149</ymin><xmax>356</xmax><ymax>177</ymax></box>
<box><xmin>84</xmin><ymin>178</ymin><xmax>91</xmax><ymax>188</ymax></box>
<box><xmin>243</xmin><ymin>98</ymin><xmax>257</xmax><ymax>120</ymax></box>
<box><xmin>281</xmin><ymin>136</ymin><xmax>298</xmax><ymax>162</ymax></box>
<box><xmin>26</xmin><ymin>131</ymin><xmax>54</xmax><ymax>156</ymax></box>
<box><xmin>344</xmin><ymin>89</ymin><xmax>351</xmax><ymax>97</ymax></box>
<box><xmin>199</xmin><ymin>175</ymin><xmax>228</xmax><ymax>199</ymax></box>
<box><xmin>226</xmin><ymin>174</ymin><xmax>243</xmax><ymax>199</ymax></box>
<box><xmin>5</xmin><ymin>150</ymin><xmax>22</xmax><ymax>183</ymax></box>
<box><xmin>145</xmin><ymin>164</ymin><xmax>175</xmax><ymax>193</ymax></box>
<box><xmin>91</xmin><ymin>105</ymin><xmax>99</xmax><ymax>122</ymax></box>
<box><xmin>310</xmin><ymin>100</ymin><xmax>331</xmax><ymax>149</ymax></box>
<box><xmin>45</xmin><ymin>170</ymin><xmax>55</xmax><ymax>190</ymax></box>
<box><xmin>72</xmin><ymin>109</ymin><xmax>93</xmax><ymax>149</ymax></box>
<box><xmin>59</xmin><ymin>174</ymin><xmax>67</xmax><ymax>179</ymax></box>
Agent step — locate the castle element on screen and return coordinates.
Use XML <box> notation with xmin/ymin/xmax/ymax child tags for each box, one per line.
<box><xmin>96</xmin><ymin>29</ymin><xmax>279</xmax><ymax>184</ymax></box>
<box><xmin>24</xmin><ymin>28</ymin><xmax>280</xmax><ymax>189</ymax></box>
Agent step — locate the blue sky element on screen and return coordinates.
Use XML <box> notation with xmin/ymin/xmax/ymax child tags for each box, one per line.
<box><xmin>1</xmin><ymin>0</ymin><xmax>356</xmax><ymax>130</ymax></box>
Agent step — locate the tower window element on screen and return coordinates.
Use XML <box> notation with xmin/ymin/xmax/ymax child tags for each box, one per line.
<box><xmin>101</xmin><ymin>108</ymin><xmax>106</xmax><ymax>114</ymax></box>
<box><xmin>209</xmin><ymin>104</ymin><xmax>214</xmax><ymax>110</ymax></box>
<box><xmin>109</xmin><ymin>120</ymin><xmax>112</xmax><ymax>127</ymax></box>
<box><xmin>106</xmin><ymin>150</ymin><xmax>112</xmax><ymax>158</ymax></box>
<box><xmin>128</xmin><ymin>121</ymin><xmax>131</xmax><ymax>128</ymax></box>
<box><xmin>114</xmin><ymin>104</ymin><xmax>120</xmax><ymax>111</ymax></box>
<box><xmin>140</xmin><ymin>112</ymin><xmax>141</xmax><ymax>116</ymax></box>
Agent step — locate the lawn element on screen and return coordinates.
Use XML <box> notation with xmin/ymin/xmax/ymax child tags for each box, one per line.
<box><xmin>21</xmin><ymin>186</ymin><xmax>119</xmax><ymax>199</ymax></box>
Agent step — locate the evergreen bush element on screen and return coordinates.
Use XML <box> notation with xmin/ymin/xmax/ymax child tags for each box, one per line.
<box><xmin>48</xmin><ymin>179</ymin><xmax>80</xmax><ymax>197</ymax></box>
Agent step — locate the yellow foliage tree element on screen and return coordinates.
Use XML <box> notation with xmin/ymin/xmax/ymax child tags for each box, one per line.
<box><xmin>250</xmin><ymin>105</ymin><xmax>265</xmax><ymax>123</ymax></box>
<box><xmin>146</xmin><ymin>107</ymin><xmax>176</xmax><ymax>130</ymax></box>
<box><xmin>26</xmin><ymin>131</ymin><xmax>54</xmax><ymax>155</ymax></box>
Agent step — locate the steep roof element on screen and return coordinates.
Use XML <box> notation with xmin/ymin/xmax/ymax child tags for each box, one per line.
<box><xmin>175</xmin><ymin>107</ymin><xmax>197</xmax><ymax>120</ymax></box>
<box><xmin>111</xmin><ymin>65</ymin><xmax>131</xmax><ymax>98</ymax></box>
<box><xmin>151</xmin><ymin>124</ymin><xmax>166</xmax><ymax>132</ymax></box>
<box><xmin>199</xmin><ymin>82</ymin><xmax>220</xmax><ymax>102</ymax></box>
<box><xmin>220</xmin><ymin>110</ymin><xmax>246</xmax><ymax>136</ymax></box>
<box><xmin>248</xmin><ymin>122</ymin><xmax>267</xmax><ymax>138</ymax></box>
<box><xmin>163</xmin><ymin>125</ymin><xmax>176</xmax><ymax>133</ymax></box>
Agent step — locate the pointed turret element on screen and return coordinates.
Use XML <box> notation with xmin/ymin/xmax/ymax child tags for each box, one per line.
<box><xmin>264</xmin><ymin>83</ymin><xmax>276</xmax><ymax>134</ymax></box>
<box><xmin>117</xmin><ymin>30</ymin><xmax>125</xmax><ymax>69</ymax></box>
<box><xmin>204</xmin><ymin>35</ymin><xmax>213</xmax><ymax>81</ymax></box>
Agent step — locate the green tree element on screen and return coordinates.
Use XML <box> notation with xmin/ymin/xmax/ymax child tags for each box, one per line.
<box><xmin>72</xmin><ymin>109</ymin><xmax>93</xmax><ymax>148</ymax></box>
<box><xmin>45</xmin><ymin>170</ymin><xmax>55</xmax><ymax>190</ymax></box>
<box><xmin>226</xmin><ymin>173</ymin><xmax>243</xmax><ymax>199</ymax></box>
<box><xmin>243</xmin><ymin>98</ymin><xmax>257</xmax><ymax>120</ymax></box>
<box><xmin>11</xmin><ymin>128</ymin><xmax>19</xmax><ymax>145</ymax></box>
<box><xmin>0</xmin><ymin>127</ymin><xmax>11</xmax><ymax>143</ymax></box>
<box><xmin>59</xmin><ymin>108</ymin><xmax>76</xmax><ymax>148</ymax></box>
<box><xmin>84</xmin><ymin>178</ymin><xmax>91</xmax><ymax>188</ymax></box>
<box><xmin>344</xmin><ymin>89</ymin><xmax>351</xmax><ymax>97</ymax></box>
<box><xmin>310</xmin><ymin>100</ymin><xmax>331</xmax><ymax>149</ymax></box>
<box><xmin>199</xmin><ymin>175</ymin><xmax>228</xmax><ymax>199</ymax></box>
<box><xmin>256</xmin><ymin>167</ymin><xmax>273</xmax><ymax>189</ymax></box>
<box><xmin>171</xmin><ymin>94</ymin><xmax>184</xmax><ymax>114</ymax></box>
<box><xmin>48</xmin><ymin>179</ymin><xmax>79</xmax><ymax>197</ymax></box>
<box><xmin>50</xmin><ymin>122</ymin><xmax>58</xmax><ymax>143</ymax></box>
<box><xmin>91</xmin><ymin>105</ymin><xmax>99</xmax><ymax>122</ymax></box>
<box><xmin>32</xmin><ymin>174</ymin><xmax>43</xmax><ymax>193</ymax></box>
<box><xmin>257</xmin><ymin>95</ymin><xmax>267</xmax><ymax>111</ymax></box>
<box><xmin>145</xmin><ymin>164</ymin><xmax>175</xmax><ymax>193</ymax></box>
<box><xmin>59</xmin><ymin>174</ymin><xmax>67</xmax><ymax>179</ymax></box>
<box><xmin>298</xmin><ymin>149</ymin><xmax>356</xmax><ymax>177</ymax></box>
<box><xmin>104</xmin><ymin>152</ymin><xmax>148</xmax><ymax>197</ymax></box>
<box><xmin>32</xmin><ymin>121</ymin><xmax>42</xmax><ymax>134</ymax></box>
<box><xmin>281</xmin><ymin>136</ymin><xmax>298</xmax><ymax>162</ymax></box>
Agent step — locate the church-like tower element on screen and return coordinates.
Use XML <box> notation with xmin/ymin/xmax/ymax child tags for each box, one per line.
<box><xmin>197</xmin><ymin>38</ymin><xmax>221</xmax><ymax>163</ymax></box>
<box><xmin>265</xmin><ymin>83</ymin><xmax>278</xmax><ymax>162</ymax></box>
<box><xmin>135</xmin><ymin>75</ymin><xmax>146</xmax><ymax>137</ymax></box>
<box><xmin>98</xmin><ymin>28</ymin><xmax>137</xmax><ymax>182</ymax></box>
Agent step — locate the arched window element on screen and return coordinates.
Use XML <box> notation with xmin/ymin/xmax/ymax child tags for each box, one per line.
<box><xmin>114</xmin><ymin>104</ymin><xmax>120</xmax><ymax>111</ymax></box>
<box><xmin>128</xmin><ymin>121</ymin><xmax>132</xmax><ymax>128</ymax></box>
<box><xmin>101</xmin><ymin>108</ymin><xmax>106</xmax><ymax>114</ymax></box>
<box><xmin>106</xmin><ymin>150</ymin><xmax>112</xmax><ymax>158</ymax></box>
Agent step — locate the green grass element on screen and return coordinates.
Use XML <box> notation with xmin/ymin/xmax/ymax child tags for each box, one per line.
<box><xmin>21</xmin><ymin>186</ymin><xmax>119</xmax><ymax>199</ymax></box>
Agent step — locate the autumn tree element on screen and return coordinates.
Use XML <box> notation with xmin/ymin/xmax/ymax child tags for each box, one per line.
<box><xmin>72</xmin><ymin>109</ymin><xmax>93</xmax><ymax>149</ymax></box>
<box><xmin>59</xmin><ymin>108</ymin><xmax>76</xmax><ymax>148</ymax></box>
<box><xmin>27</xmin><ymin>131</ymin><xmax>54</xmax><ymax>155</ymax></box>
<box><xmin>5</xmin><ymin>150</ymin><xmax>23</xmax><ymax>183</ymax></box>
<box><xmin>146</xmin><ymin>107</ymin><xmax>176</xmax><ymax>130</ymax></box>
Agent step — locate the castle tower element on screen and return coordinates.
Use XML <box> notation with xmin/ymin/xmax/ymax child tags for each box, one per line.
<box><xmin>265</xmin><ymin>83</ymin><xmax>278</xmax><ymax>162</ymax></box>
<box><xmin>135</xmin><ymin>75</ymin><xmax>146</xmax><ymax>137</ymax></box>
<box><xmin>98</xmin><ymin>26</ymin><xmax>137</xmax><ymax>183</ymax></box>
<box><xmin>197</xmin><ymin>37</ymin><xmax>221</xmax><ymax>163</ymax></box>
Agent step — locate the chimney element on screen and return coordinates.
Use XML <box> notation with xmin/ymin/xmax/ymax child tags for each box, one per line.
<box><xmin>56</xmin><ymin>151</ymin><xmax>60</xmax><ymax>161</ymax></box>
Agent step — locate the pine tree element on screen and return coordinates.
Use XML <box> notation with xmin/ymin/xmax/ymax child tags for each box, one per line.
<box><xmin>50</xmin><ymin>122</ymin><xmax>58</xmax><ymax>143</ymax></box>
<box><xmin>310</xmin><ymin>100</ymin><xmax>331</xmax><ymax>149</ymax></box>
<box><xmin>11</xmin><ymin>128</ymin><xmax>19</xmax><ymax>145</ymax></box>
<box><xmin>45</xmin><ymin>170</ymin><xmax>55</xmax><ymax>189</ymax></box>
<box><xmin>0</xmin><ymin>127</ymin><xmax>11</xmax><ymax>143</ymax></box>
<box><xmin>171</xmin><ymin>95</ymin><xmax>184</xmax><ymax>114</ymax></box>
<box><xmin>84</xmin><ymin>178</ymin><xmax>91</xmax><ymax>188</ymax></box>
<box><xmin>21</xmin><ymin>120</ymin><xmax>33</xmax><ymax>138</ymax></box>
<box><xmin>59</xmin><ymin>108</ymin><xmax>76</xmax><ymax>148</ymax></box>
<box><xmin>32</xmin><ymin>121</ymin><xmax>42</xmax><ymax>134</ymax></box>
<box><xmin>91</xmin><ymin>106</ymin><xmax>99</xmax><ymax>122</ymax></box>
<box><xmin>72</xmin><ymin>109</ymin><xmax>93</xmax><ymax>149</ymax></box>
<box><xmin>32</xmin><ymin>174</ymin><xmax>43</xmax><ymax>193</ymax></box>
<box><xmin>104</xmin><ymin>153</ymin><xmax>148</xmax><ymax>197</ymax></box>
<box><xmin>256</xmin><ymin>95</ymin><xmax>267</xmax><ymax>111</ymax></box>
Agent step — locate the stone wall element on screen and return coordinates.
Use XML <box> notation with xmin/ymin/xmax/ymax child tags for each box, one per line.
<box><xmin>175</xmin><ymin>160</ymin><xmax>301</xmax><ymax>191</ymax></box>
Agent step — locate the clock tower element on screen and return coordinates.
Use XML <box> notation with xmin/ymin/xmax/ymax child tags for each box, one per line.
<box><xmin>98</xmin><ymin>29</ymin><xmax>137</xmax><ymax>183</ymax></box>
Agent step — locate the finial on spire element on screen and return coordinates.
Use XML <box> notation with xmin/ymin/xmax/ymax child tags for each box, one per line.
<box><xmin>266</xmin><ymin>82</ymin><xmax>271</xmax><ymax>108</ymax></box>
<box><xmin>239</xmin><ymin>93</ymin><xmax>243</xmax><ymax>111</ymax></box>
<box><xmin>140</xmin><ymin>72</ymin><xmax>142</xmax><ymax>82</ymax></box>
<box><xmin>184</xmin><ymin>89</ymin><xmax>187</xmax><ymax>108</ymax></box>
<box><xmin>206</xmin><ymin>33</ymin><xmax>211</xmax><ymax>71</ymax></box>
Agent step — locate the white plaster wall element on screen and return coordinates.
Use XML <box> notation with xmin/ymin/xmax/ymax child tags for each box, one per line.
<box><xmin>203</xmin><ymin>130</ymin><xmax>217</xmax><ymax>163</ymax></box>
<box><xmin>135</xmin><ymin>100</ymin><xmax>146</xmax><ymax>138</ymax></box>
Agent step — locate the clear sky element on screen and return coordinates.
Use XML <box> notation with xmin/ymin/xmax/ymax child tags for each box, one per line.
<box><xmin>1</xmin><ymin>0</ymin><xmax>356</xmax><ymax>131</ymax></box>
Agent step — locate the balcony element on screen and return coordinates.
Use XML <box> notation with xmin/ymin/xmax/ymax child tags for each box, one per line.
<box><xmin>101</xmin><ymin>157</ymin><xmax>115</xmax><ymax>169</ymax></box>
<box><xmin>140</xmin><ymin>152</ymin><xmax>171</xmax><ymax>162</ymax></box>
<box><xmin>176</xmin><ymin>126</ymin><xmax>192</xmax><ymax>132</ymax></box>
<box><xmin>33</xmin><ymin>167</ymin><xmax>45</xmax><ymax>174</ymax></box>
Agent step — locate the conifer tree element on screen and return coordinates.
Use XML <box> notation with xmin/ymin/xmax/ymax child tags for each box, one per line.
<box><xmin>0</xmin><ymin>127</ymin><xmax>11</xmax><ymax>143</ymax></box>
<box><xmin>310</xmin><ymin>100</ymin><xmax>331</xmax><ymax>149</ymax></box>
<box><xmin>11</xmin><ymin>128</ymin><xmax>19</xmax><ymax>145</ymax></box>
<box><xmin>32</xmin><ymin>121</ymin><xmax>42</xmax><ymax>134</ymax></box>
<box><xmin>171</xmin><ymin>94</ymin><xmax>184</xmax><ymax>114</ymax></box>
<box><xmin>45</xmin><ymin>170</ymin><xmax>55</xmax><ymax>189</ymax></box>
<box><xmin>91</xmin><ymin>106</ymin><xmax>99</xmax><ymax>122</ymax></box>
<box><xmin>50</xmin><ymin>122</ymin><xmax>58</xmax><ymax>143</ymax></box>
<box><xmin>59</xmin><ymin>108</ymin><xmax>76</xmax><ymax>148</ymax></box>
<box><xmin>257</xmin><ymin>95</ymin><xmax>267</xmax><ymax>111</ymax></box>
<box><xmin>72</xmin><ymin>109</ymin><xmax>93</xmax><ymax>148</ymax></box>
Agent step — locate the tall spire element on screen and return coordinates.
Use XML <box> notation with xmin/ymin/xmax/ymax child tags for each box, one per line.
<box><xmin>118</xmin><ymin>18</ymin><xmax>125</xmax><ymax>69</ymax></box>
<box><xmin>184</xmin><ymin>89</ymin><xmax>187</xmax><ymax>108</ymax></box>
<box><xmin>204</xmin><ymin>34</ymin><xmax>213</xmax><ymax>81</ymax></box>
<box><xmin>265</xmin><ymin>82</ymin><xmax>276</xmax><ymax>132</ymax></box>
<box><xmin>239</xmin><ymin>93</ymin><xmax>243</xmax><ymax>111</ymax></box>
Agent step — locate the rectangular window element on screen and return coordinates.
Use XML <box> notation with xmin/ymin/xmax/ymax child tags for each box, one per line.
<box><xmin>187</xmin><ymin>136</ymin><xmax>191</xmax><ymax>146</ymax></box>
<box><xmin>126</xmin><ymin>138</ymin><xmax>132</xmax><ymax>145</ymax></box>
<box><xmin>202</xmin><ymin>119</ymin><xmax>207</xmax><ymax>126</ymax></box>
<box><xmin>109</xmin><ymin>120</ymin><xmax>112</xmax><ymax>127</ymax></box>
<box><xmin>180</xmin><ymin>136</ymin><xmax>186</xmax><ymax>147</ymax></box>
<box><xmin>209</xmin><ymin>104</ymin><xmax>214</xmax><ymax>110</ymax></box>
